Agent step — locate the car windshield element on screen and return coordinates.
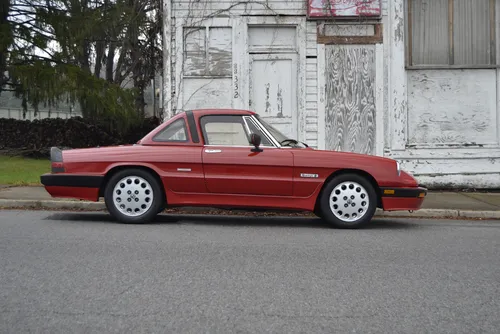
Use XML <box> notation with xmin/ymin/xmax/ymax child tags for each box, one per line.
<box><xmin>254</xmin><ymin>115</ymin><xmax>288</xmax><ymax>143</ymax></box>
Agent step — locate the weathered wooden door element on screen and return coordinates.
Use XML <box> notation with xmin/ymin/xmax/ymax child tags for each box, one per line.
<box><xmin>174</xmin><ymin>18</ymin><xmax>234</xmax><ymax>112</ymax></box>
<box><xmin>322</xmin><ymin>45</ymin><xmax>377</xmax><ymax>155</ymax></box>
<box><xmin>244</xmin><ymin>22</ymin><xmax>304</xmax><ymax>141</ymax></box>
<box><xmin>249</xmin><ymin>53</ymin><xmax>298</xmax><ymax>140</ymax></box>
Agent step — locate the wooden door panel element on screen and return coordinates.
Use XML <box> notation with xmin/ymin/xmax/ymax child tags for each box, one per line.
<box><xmin>324</xmin><ymin>45</ymin><xmax>376</xmax><ymax>155</ymax></box>
<box><xmin>249</xmin><ymin>53</ymin><xmax>298</xmax><ymax>140</ymax></box>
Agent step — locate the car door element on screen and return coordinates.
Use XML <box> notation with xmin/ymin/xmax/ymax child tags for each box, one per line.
<box><xmin>200</xmin><ymin>114</ymin><xmax>294</xmax><ymax>196</ymax></box>
<box><xmin>147</xmin><ymin>115</ymin><xmax>206</xmax><ymax>194</ymax></box>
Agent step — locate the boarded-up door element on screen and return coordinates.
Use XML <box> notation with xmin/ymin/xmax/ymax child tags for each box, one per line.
<box><xmin>323</xmin><ymin>45</ymin><xmax>376</xmax><ymax>154</ymax></box>
<box><xmin>249</xmin><ymin>53</ymin><xmax>298</xmax><ymax>139</ymax></box>
<box><xmin>175</xmin><ymin>18</ymin><xmax>234</xmax><ymax>112</ymax></box>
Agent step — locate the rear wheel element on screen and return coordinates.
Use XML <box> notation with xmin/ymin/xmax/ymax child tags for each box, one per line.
<box><xmin>104</xmin><ymin>168</ymin><xmax>163</xmax><ymax>224</ymax></box>
<box><xmin>319</xmin><ymin>173</ymin><xmax>377</xmax><ymax>229</ymax></box>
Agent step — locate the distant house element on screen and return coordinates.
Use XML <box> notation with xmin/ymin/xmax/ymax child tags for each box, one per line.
<box><xmin>160</xmin><ymin>0</ymin><xmax>500</xmax><ymax>189</ymax></box>
<box><xmin>0</xmin><ymin>72</ymin><xmax>162</xmax><ymax>120</ymax></box>
<box><xmin>0</xmin><ymin>90</ymin><xmax>81</xmax><ymax>120</ymax></box>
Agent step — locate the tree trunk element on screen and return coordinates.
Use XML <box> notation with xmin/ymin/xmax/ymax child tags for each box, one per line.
<box><xmin>0</xmin><ymin>0</ymin><xmax>12</xmax><ymax>95</ymax></box>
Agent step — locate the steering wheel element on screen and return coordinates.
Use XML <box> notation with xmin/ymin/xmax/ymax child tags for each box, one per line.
<box><xmin>280</xmin><ymin>139</ymin><xmax>299</xmax><ymax>146</ymax></box>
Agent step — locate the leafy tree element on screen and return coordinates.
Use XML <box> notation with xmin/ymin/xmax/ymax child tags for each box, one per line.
<box><xmin>2</xmin><ymin>0</ymin><xmax>162</xmax><ymax>130</ymax></box>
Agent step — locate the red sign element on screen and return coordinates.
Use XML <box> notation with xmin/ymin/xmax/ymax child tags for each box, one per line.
<box><xmin>307</xmin><ymin>0</ymin><xmax>381</xmax><ymax>18</ymax></box>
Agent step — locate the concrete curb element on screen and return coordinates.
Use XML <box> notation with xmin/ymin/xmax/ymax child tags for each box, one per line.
<box><xmin>0</xmin><ymin>199</ymin><xmax>105</xmax><ymax>210</ymax></box>
<box><xmin>0</xmin><ymin>199</ymin><xmax>500</xmax><ymax>220</ymax></box>
<box><xmin>375</xmin><ymin>208</ymin><xmax>500</xmax><ymax>219</ymax></box>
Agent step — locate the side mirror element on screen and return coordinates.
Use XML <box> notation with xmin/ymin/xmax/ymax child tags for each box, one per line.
<box><xmin>250</xmin><ymin>133</ymin><xmax>263</xmax><ymax>152</ymax></box>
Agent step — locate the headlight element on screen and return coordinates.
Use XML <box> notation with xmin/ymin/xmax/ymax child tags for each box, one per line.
<box><xmin>396</xmin><ymin>161</ymin><xmax>401</xmax><ymax>176</ymax></box>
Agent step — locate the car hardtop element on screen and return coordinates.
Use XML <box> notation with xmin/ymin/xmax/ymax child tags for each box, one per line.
<box><xmin>138</xmin><ymin>109</ymin><xmax>260</xmax><ymax>145</ymax></box>
<box><xmin>189</xmin><ymin>108</ymin><xmax>257</xmax><ymax>117</ymax></box>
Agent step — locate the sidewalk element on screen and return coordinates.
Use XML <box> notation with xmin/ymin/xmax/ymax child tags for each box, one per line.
<box><xmin>1</xmin><ymin>185</ymin><xmax>500</xmax><ymax>219</ymax></box>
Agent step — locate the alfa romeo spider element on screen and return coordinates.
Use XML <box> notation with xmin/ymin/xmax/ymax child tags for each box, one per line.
<box><xmin>40</xmin><ymin>109</ymin><xmax>427</xmax><ymax>228</ymax></box>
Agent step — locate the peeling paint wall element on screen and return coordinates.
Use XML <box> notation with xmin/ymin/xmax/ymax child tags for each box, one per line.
<box><xmin>171</xmin><ymin>2</ymin><xmax>310</xmax><ymax>143</ymax></box>
<box><xmin>166</xmin><ymin>0</ymin><xmax>500</xmax><ymax>189</ymax></box>
<box><xmin>407</xmin><ymin>70</ymin><xmax>497</xmax><ymax>146</ymax></box>
<box><xmin>169</xmin><ymin>0</ymin><xmax>389</xmax><ymax>149</ymax></box>
<box><xmin>167</xmin><ymin>0</ymin><xmax>500</xmax><ymax>189</ymax></box>
<box><xmin>174</xmin><ymin>0</ymin><xmax>306</xmax><ymax>17</ymax></box>
<box><xmin>308</xmin><ymin>0</ymin><xmax>382</xmax><ymax>18</ymax></box>
<box><xmin>178</xmin><ymin>24</ymin><xmax>233</xmax><ymax>111</ymax></box>
<box><xmin>386</xmin><ymin>0</ymin><xmax>500</xmax><ymax>188</ymax></box>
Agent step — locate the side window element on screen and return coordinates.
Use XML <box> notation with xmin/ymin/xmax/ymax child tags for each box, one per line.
<box><xmin>153</xmin><ymin>118</ymin><xmax>189</xmax><ymax>142</ymax></box>
<box><xmin>244</xmin><ymin>117</ymin><xmax>273</xmax><ymax>146</ymax></box>
<box><xmin>201</xmin><ymin>115</ymin><xmax>250</xmax><ymax>146</ymax></box>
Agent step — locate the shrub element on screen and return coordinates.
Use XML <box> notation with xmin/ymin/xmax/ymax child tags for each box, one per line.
<box><xmin>0</xmin><ymin>116</ymin><xmax>161</xmax><ymax>158</ymax></box>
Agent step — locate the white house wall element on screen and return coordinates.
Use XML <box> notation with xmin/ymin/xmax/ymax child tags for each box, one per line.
<box><xmin>170</xmin><ymin>5</ymin><xmax>311</xmax><ymax>143</ymax></box>
<box><xmin>168</xmin><ymin>0</ymin><xmax>500</xmax><ymax>190</ymax></box>
<box><xmin>163</xmin><ymin>0</ymin><xmax>500</xmax><ymax>189</ymax></box>
<box><xmin>173</xmin><ymin>0</ymin><xmax>306</xmax><ymax>17</ymax></box>
<box><xmin>386</xmin><ymin>0</ymin><xmax>500</xmax><ymax>188</ymax></box>
<box><xmin>407</xmin><ymin>69</ymin><xmax>498</xmax><ymax>146</ymax></box>
<box><xmin>168</xmin><ymin>1</ymin><xmax>389</xmax><ymax>150</ymax></box>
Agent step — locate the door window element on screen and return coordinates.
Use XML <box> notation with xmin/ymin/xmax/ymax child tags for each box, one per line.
<box><xmin>243</xmin><ymin>117</ymin><xmax>273</xmax><ymax>146</ymax></box>
<box><xmin>200</xmin><ymin>115</ymin><xmax>251</xmax><ymax>146</ymax></box>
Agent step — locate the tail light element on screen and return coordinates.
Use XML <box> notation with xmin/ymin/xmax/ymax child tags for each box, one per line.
<box><xmin>50</xmin><ymin>147</ymin><xmax>65</xmax><ymax>173</ymax></box>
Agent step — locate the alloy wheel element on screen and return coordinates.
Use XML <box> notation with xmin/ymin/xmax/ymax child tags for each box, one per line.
<box><xmin>112</xmin><ymin>175</ymin><xmax>154</xmax><ymax>217</ymax></box>
<box><xmin>329</xmin><ymin>181</ymin><xmax>370</xmax><ymax>222</ymax></box>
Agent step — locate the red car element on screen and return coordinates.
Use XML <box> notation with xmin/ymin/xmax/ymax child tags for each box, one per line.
<box><xmin>40</xmin><ymin>109</ymin><xmax>427</xmax><ymax>228</ymax></box>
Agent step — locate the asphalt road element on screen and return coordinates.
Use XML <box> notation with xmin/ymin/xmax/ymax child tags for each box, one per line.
<box><xmin>0</xmin><ymin>210</ymin><xmax>499</xmax><ymax>333</ymax></box>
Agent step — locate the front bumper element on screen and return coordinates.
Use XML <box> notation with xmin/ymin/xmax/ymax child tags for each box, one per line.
<box><xmin>380</xmin><ymin>186</ymin><xmax>427</xmax><ymax>198</ymax></box>
<box><xmin>380</xmin><ymin>186</ymin><xmax>427</xmax><ymax>211</ymax></box>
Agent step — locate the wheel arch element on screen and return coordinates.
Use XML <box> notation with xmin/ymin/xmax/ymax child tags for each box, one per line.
<box><xmin>314</xmin><ymin>168</ymin><xmax>382</xmax><ymax>214</ymax></box>
<box><xmin>98</xmin><ymin>164</ymin><xmax>166</xmax><ymax>205</ymax></box>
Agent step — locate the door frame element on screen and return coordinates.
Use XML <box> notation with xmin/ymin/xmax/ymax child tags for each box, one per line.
<box><xmin>234</xmin><ymin>16</ymin><xmax>307</xmax><ymax>143</ymax></box>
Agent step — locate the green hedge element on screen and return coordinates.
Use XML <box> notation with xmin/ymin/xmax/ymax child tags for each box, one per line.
<box><xmin>0</xmin><ymin>116</ymin><xmax>161</xmax><ymax>158</ymax></box>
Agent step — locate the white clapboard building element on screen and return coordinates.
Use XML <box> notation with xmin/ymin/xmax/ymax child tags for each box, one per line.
<box><xmin>161</xmin><ymin>0</ymin><xmax>500</xmax><ymax>189</ymax></box>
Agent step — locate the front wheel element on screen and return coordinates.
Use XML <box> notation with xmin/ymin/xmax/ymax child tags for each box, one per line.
<box><xmin>104</xmin><ymin>168</ymin><xmax>163</xmax><ymax>224</ymax></box>
<box><xmin>319</xmin><ymin>173</ymin><xmax>378</xmax><ymax>229</ymax></box>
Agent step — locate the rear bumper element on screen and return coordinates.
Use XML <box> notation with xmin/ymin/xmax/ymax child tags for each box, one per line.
<box><xmin>40</xmin><ymin>174</ymin><xmax>104</xmax><ymax>202</ymax></box>
<box><xmin>380</xmin><ymin>186</ymin><xmax>427</xmax><ymax>211</ymax></box>
<box><xmin>40</xmin><ymin>174</ymin><xmax>103</xmax><ymax>188</ymax></box>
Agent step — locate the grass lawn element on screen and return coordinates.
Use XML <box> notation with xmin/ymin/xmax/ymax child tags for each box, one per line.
<box><xmin>0</xmin><ymin>155</ymin><xmax>50</xmax><ymax>186</ymax></box>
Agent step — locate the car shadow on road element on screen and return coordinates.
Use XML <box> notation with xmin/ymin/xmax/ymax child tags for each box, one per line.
<box><xmin>44</xmin><ymin>212</ymin><xmax>420</xmax><ymax>230</ymax></box>
<box><xmin>169</xmin><ymin>215</ymin><xmax>420</xmax><ymax>230</ymax></box>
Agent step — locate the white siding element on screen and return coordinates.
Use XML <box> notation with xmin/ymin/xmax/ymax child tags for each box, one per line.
<box><xmin>306</xmin><ymin>20</ymin><xmax>318</xmax><ymax>147</ymax></box>
<box><xmin>306</xmin><ymin>20</ymin><xmax>317</xmax><ymax>57</ymax></box>
<box><xmin>306</xmin><ymin>57</ymin><xmax>318</xmax><ymax>147</ymax></box>
<box><xmin>382</xmin><ymin>0</ymin><xmax>388</xmax><ymax>15</ymax></box>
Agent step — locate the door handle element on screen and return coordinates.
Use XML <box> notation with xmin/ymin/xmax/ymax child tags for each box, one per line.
<box><xmin>204</xmin><ymin>149</ymin><xmax>222</xmax><ymax>153</ymax></box>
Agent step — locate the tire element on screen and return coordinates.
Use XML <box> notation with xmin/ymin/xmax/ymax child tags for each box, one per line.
<box><xmin>313</xmin><ymin>207</ymin><xmax>323</xmax><ymax>218</ymax></box>
<box><xmin>104</xmin><ymin>168</ymin><xmax>164</xmax><ymax>224</ymax></box>
<box><xmin>318</xmin><ymin>173</ymin><xmax>378</xmax><ymax>229</ymax></box>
